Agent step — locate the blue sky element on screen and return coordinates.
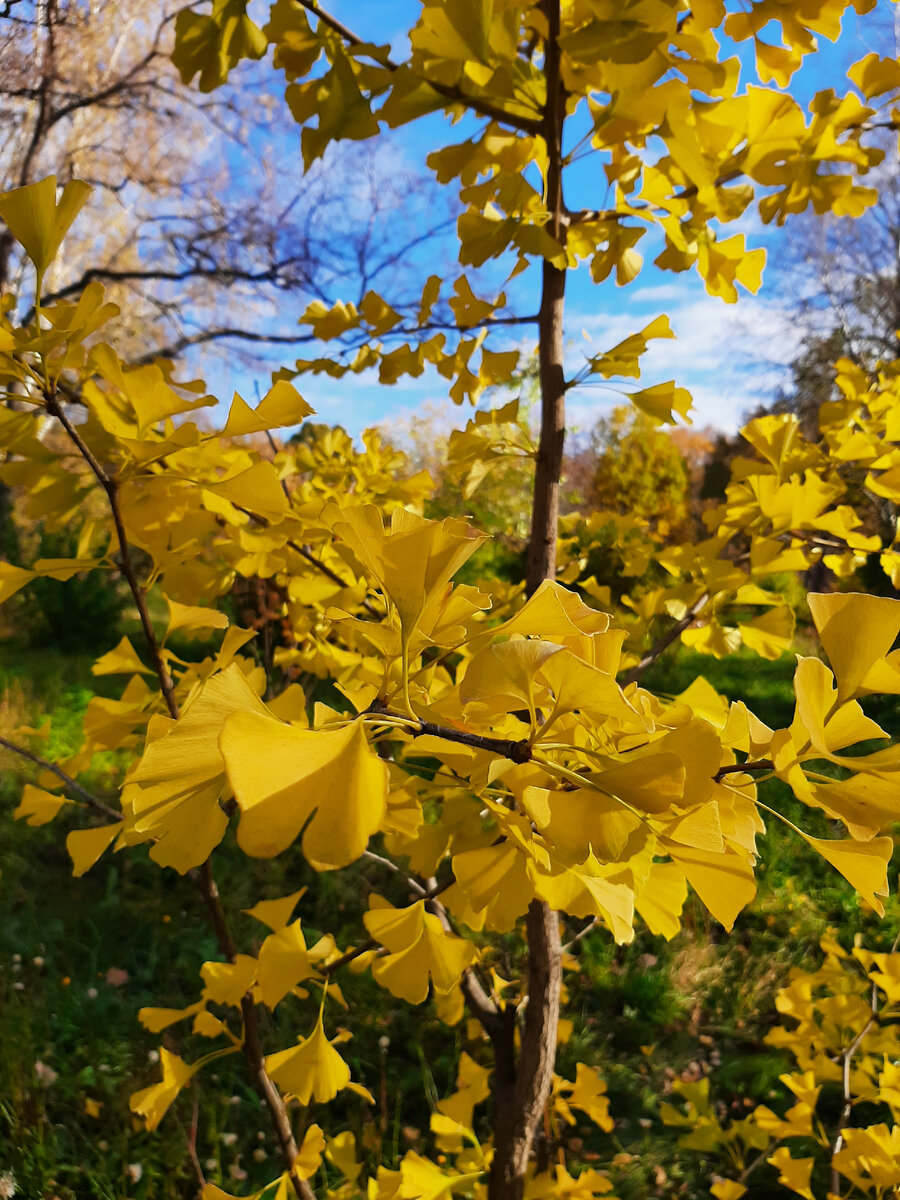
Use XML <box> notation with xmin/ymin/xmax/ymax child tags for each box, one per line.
<box><xmin>216</xmin><ymin>1</ymin><xmax>891</xmax><ymax>441</ymax></box>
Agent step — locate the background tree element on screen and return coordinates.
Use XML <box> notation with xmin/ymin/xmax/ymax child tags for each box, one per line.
<box><xmin>0</xmin><ymin>0</ymin><xmax>452</xmax><ymax>368</ymax></box>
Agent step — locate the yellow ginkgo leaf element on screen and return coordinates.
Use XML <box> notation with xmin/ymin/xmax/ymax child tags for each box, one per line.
<box><xmin>130</xmin><ymin>663</ymin><xmax>268</xmax><ymax>798</ymax></box>
<box><xmin>165</xmin><ymin>597</ymin><xmax>229</xmax><ymax>636</ymax></box>
<box><xmin>398</xmin><ymin>1150</ymin><xmax>483</xmax><ymax>1200</ymax></box>
<box><xmin>256</xmin><ymin>920</ymin><xmax>319</xmax><ymax>1009</ymax></box>
<box><xmin>364</xmin><ymin>896</ymin><xmax>475</xmax><ymax>1004</ymax></box>
<box><xmin>222</xmin><ymin>380</ymin><xmax>313</xmax><ymax>436</ymax></box>
<box><xmin>532</xmin><ymin>852</ymin><xmax>636</xmax><ymax>944</ymax></box>
<box><xmin>129</xmin><ymin>1047</ymin><xmax>195</xmax><ymax>1131</ymax></box>
<box><xmin>13</xmin><ymin>783</ymin><xmax>71</xmax><ymax>827</ymax></box>
<box><xmin>0</xmin><ymin>175</ymin><xmax>92</xmax><ymax>274</ymax></box>
<box><xmin>295</xmin><ymin>1124</ymin><xmax>327</xmax><ymax>1180</ymax></box>
<box><xmin>0</xmin><ymin>561</ymin><xmax>35</xmax><ymax>603</ymax></box>
<box><xmin>327</xmin><ymin>1130</ymin><xmax>363</xmax><ymax>1182</ymax></box>
<box><xmin>221</xmin><ymin>712</ymin><xmax>386</xmax><ymax>866</ymax></box>
<box><xmin>460</xmin><ymin>638</ymin><xmax>561</xmax><ymax>718</ymax></box>
<box><xmin>449</xmin><ymin>839</ymin><xmax>535</xmax><ymax>932</ymax></box>
<box><xmin>91</xmin><ymin>636</ymin><xmax>154</xmax><ymax>677</ymax></box>
<box><xmin>665</xmin><ymin>845</ymin><xmax>756</xmax><ymax>932</ymax></box>
<box><xmin>710</xmin><ymin>1182</ymin><xmax>747</xmax><ymax>1200</ymax></box>
<box><xmin>561</xmin><ymin>1063</ymin><xmax>614</xmax><ymax>1131</ymax></box>
<box><xmin>792</xmin><ymin>656</ymin><xmax>887</xmax><ymax>757</ymax></box>
<box><xmin>634</xmin><ymin>862</ymin><xmax>688</xmax><ymax>941</ymax></box>
<box><xmin>66</xmin><ymin>821</ymin><xmax>124</xmax><ymax>877</ymax></box>
<box><xmin>328</xmin><ymin>504</ymin><xmax>486</xmax><ymax>640</ymax></box>
<box><xmin>244</xmin><ymin>888</ymin><xmax>307</xmax><ymax>932</ymax></box>
<box><xmin>200</xmin><ymin>955</ymin><xmax>258</xmax><ymax>1007</ymax></box>
<box><xmin>766</xmin><ymin>1147</ymin><xmax>814</xmax><ymax>1200</ymax></box>
<box><xmin>264</xmin><ymin>1014</ymin><xmax>351</xmax><ymax>1104</ymax></box>
<box><xmin>808</xmin><ymin>591</ymin><xmax>900</xmax><ymax>700</ymax></box>
<box><xmin>523</xmin><ymin>784</ymin><xmax>641</xmax><ymax>863</ymax></box>
<box><xmin>138</xmin><ymin>1001</ymin><xmax>204</xmax><ymax>1033</ymax></box>
<box><xmin>539</xmin><ymin>649</ymin><xmax>646</xmax><ymax>731</ymax></box>
<box><xmin>801</xmin><ymin>833</ymin><xmax>893</xmax><ymax>915</ymax></box>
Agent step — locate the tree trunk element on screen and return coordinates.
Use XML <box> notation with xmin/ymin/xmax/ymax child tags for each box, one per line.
<box><xmin>488</xmin><ymin>4</ymin><xmax>566</xmax><ymax>1199</ymax></box>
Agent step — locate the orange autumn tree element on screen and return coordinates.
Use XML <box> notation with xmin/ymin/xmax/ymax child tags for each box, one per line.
<box><xmin>5</xmin><ymin>3</ymin><xmax>900</xmax><ymax>1199</ymax></box>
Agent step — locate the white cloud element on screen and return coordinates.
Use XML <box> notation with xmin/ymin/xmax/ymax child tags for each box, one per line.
<box><xmin>568</xmin><ymin>290</ymin><xmax>800</xmax><ymax>433</ymax></box>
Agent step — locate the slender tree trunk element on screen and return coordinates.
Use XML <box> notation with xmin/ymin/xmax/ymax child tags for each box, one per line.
<box><xmin>488</xmin><ymin>5</ymin><xmax>565</xmax><ymax>1200</ymax></box>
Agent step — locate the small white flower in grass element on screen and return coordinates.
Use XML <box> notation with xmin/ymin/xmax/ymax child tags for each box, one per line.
<box><xmin>86</xmin><ymin>987</ymin><xmax>98</xmax><ymax>999</ymax></box>
<box><xmin>229</xmin><ymin>1164</ymin><xmax>248</xmax><ymax>1182</ymax></box>
<box><xmin>147</xmin><ymin>1049</ymin><xmax>159</xmax><ymax>1064</ymax></box>
<box><xmin>12</xmin><ymin>982</ymin><xmax>24</xmax><ymax>992</ymax></box>
<box><xmin>0</xmin><ymin>1168</ymin><xmax>16</xmax><ymax>1198</ymax></box>
<box><xmin>32</xmin><ymin>956</ymin><xmax>44</xmax><ymax>968</ymax></box>
<box><xmin>204</xmin><ymin>1159</ymin><xmax>217</xmax><ymax>1173</ymax></box>
<box><xmin>34</xmin><ymin>1060</ymin><xmax>58</xmax><ymax>1085</ymax></box>
<box><xmin>126</xmin><ymin>1164</ymin><xmax>143</xmax><ymax>1184</ymax></box>
<box><xmin>252</xmin><ymin>1149</ymin><xmax>268</xmax><ymax>1163</ymax></box>
<box><xmin>220</xmin><ymin>1132</ymin><xmax>238</xmax><ymax>1147</ymax></box>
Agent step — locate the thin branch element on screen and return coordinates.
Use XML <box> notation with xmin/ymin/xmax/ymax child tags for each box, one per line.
<box><xmin>831</xmin><ymin>980</ymin><xmax>879</xmax><ymax>1193</ymax></box>
<box><xmin>560</xmin><ymin>917</ymin><xmax>599</xmax><ymax>954</ymax></box>
<box><xmin>369</xmin><ymin>698</ymin><xmax>533</xmax><ymax>764</ymax></box>
<box><xmin>0</xmin><ymin>734</ymin><xmax>121</xmax><ymax>820</ymax></box>
<box><xmin>43</xmin><ymin>387</ymin><xmax>310</xmax><ymax>1200</ymax></box>
<box><xmin>714</xmin><ymin>760</ymin><xmax>775</xmax><ymax>780</ymax></box>
<box><xmin>363</xmin><ymin>848</ymin><xmax>428</xmax><ymax>896</ymax></box>
<box><xmin>620</xmin><ymin>592</ymin><xmax>709</xmax><ymax>687</ymax></box>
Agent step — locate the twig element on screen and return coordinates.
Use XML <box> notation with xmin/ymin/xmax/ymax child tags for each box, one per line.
<box><xmin>830</xmin><ymin>981</ymin><xmax>879</xmax><ymax>1193</ymax></box>
<box><xmin>0</xmin><ymin>734</ymin><xmax>121</xmax><ymax>820</ymax></box>
<box><xmin>561</xmin><ymin>917</ymin><xmax>599</xmax><ymax>954</ymax></box>
<box><xmin>363</xmin><ymin>849</ymin><xmax>428</xmax><ymax>896</ymax></box>
<box><xmin>43</xmin><ymin>385</ymin><xmax>312</xmax><ymax>1200</ymax></box>
<box><xmin>43</xmin><ymin>389</ymin><xmax>179</xmax><ymax>718</ymax></box>
<box><xmin>714</xmin><ymin>760</ymin><xmax>774</xmax><ymax>780</ymax></box>
<box><xmin>175</xmin><ymin>1087</ymin><xmax>207</xmax><ymax>1190</ymax></box>
<box><xmin>368</xmin><ymin>698</ymin><xmax>532</xmax><ymax>764</ymax></box>
<box><xmin>620</xmin><ymin>592</ymin><xmax>709</xmax><ymax>687</ymax></box>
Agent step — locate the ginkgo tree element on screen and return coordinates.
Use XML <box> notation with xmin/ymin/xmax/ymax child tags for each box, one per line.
<box><xmin>5</xmin><ymin>3</ymin><xmax>900</xmax><ymax>1200</ymax></box>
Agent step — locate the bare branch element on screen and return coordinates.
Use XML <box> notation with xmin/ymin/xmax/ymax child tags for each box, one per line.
<box><xmin>0</xmin><ymin>733</ymin><xmax>121</xmax><ymax>820</ymax></box>
<box><xmin>620</xmin><ymin>592</ymin><xmax>710</xmax><ymax>687</ymax></box>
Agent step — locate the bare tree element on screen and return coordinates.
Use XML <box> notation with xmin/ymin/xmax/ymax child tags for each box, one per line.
<box><xmin>0</xmin><ymin>0</ymin><xmax>453</xmax><ymax>372</ymax></box>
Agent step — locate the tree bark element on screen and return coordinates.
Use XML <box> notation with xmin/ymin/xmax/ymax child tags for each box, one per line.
<box><xmin>488</xmin><ymin>4</ymin><xmax>565</xmax><ymax>1200</ymax></box>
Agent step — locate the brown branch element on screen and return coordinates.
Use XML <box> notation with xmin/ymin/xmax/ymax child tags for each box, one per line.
<box><xmin>0</xmin><ymin>734</ymin><xmax>121</xmax><ymax>820</ymax></box>
<box><xmin>830</xmin><ymin>981</ymin><xmax>879</xmax><ymax>1194</ymax></box>
<box><xmin>369</xmin><ymin>698</ymin><xmax>532</xmax><ymax>764</ymax></box>
<box><xmin>43</xmin><ymin>388</ymin><xmax>311</xmax><ymax>1200</ymax></box>
<box><xmin>44</xmin><ymin>390</ymin><xmax>179</xmax><ymax>718</ymax></box>
<box><xmin>560</xmin><ymin>917</ymin><xmax>599</xmax><ymax>954</ymax></box>
<box><xmin>620</xmin><ymin>592</ymin><xmax>709</xmax><ymax>687</ymax></box>
<box><xmin>714</xmin><ymin>760</ymin><xmax>774</xmax><ymax>780</ymax></box>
